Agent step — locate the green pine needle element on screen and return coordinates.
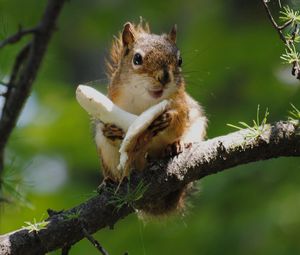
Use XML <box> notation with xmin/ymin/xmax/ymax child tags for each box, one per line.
<box><xmin>288</xmin><ymin>103</ymin><xmax>300</xmax><ymax>121</ymax></box>
<box><xmin>1</xmin><ymin>164</ymin><xmax>33</xmax><ymax>208</ymax></box>
<box><xmin>286</xmin><ymin>33</ymin><xmax>300</xmax><ymax>43</ymax></box>
<box><xmin>107</xmin><ymin>178</ymin><xmax>149</xmax><ymax>211</ymax></box>
<box><xmin>227</xmin><ymin>105</ymin><xmax>269</xmax><ymax>140</ymax></box>
<box><xmin>63</xmin><ymin>208</ymin><xmax>82</xmax><ymax>220</ymax></box>
<box><xmin>280</xmin><ymin>45</ymin><xmax>300</xmax><ymax>64</ymax></box>
<box><xmin>280</xmin><ymin>6</ymin><xmax>300</xmax><ymax>27</ymax></box>
<box><xmin>22</xmin><ymin>217</ymin><xmax>49</xmax><ymax>233</ymax></box>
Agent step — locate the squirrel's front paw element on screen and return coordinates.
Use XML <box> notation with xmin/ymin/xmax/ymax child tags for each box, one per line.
<box><xmin>166</xmin><ymin>140</ymin><xmax>184</xmax><ymax>156</ymax></box>
<box><xmin>148</xmin><ymin>111</ymin><xmax>172</xmax><ymax>136</ymax></box>
<box><xmin>102</xmin><ymin>123</ymin><xmax>125</xmax><ymax>141</ymax></box>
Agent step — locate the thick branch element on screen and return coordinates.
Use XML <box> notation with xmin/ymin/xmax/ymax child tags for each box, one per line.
<box><xmin>0</xmin><ymin>0</ymin><xmax>66</xmax><ymax>172</ymax></box>
<box><xmin>0</xmin><ymin>120</ymin><xmax>299</xmax><ymax>255</ymax></box>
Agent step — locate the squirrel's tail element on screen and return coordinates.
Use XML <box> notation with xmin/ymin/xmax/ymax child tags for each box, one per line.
<box><xmin>139</xmin><ymin>183</ymin><xmax>193</xmax><ymax>218</ymax></box>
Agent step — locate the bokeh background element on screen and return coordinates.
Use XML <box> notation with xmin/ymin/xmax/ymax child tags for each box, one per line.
<box><xmin>0</xmin><ymin>0</ymin><xmax>300</xmax><ymax>254</ymax></box>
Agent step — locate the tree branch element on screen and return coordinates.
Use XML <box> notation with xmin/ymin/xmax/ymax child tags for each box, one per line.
<box><xmin>0</xmin><ymin>0</ymin><xmax>67</xmax><ymax>174</ymax></box>
<box><xmin>0</xmin><ymin>120</ymin><xmax>299</xmax><ymax>255</ymax></box>
<box><xmin>261</xmin><ymin>0</ymin><xmax>288</xmax><ymax>44</ymax></box>
<box><xmin>61</xmin><ymin>245</ymin><xmax>71</xmax><ymax>255</ymax></box>
<box><xmin>260</xmin><ymin>0</ymin><xmax>300</xmax><ymax>79</ymax></box>
<box><xmin>0</xmin><ymin>26</ymin><xmax>38</xmax><ymax>49</ymax></box>
<box><xmin>82</xmin><ymin>226</ymin><xmax>109</xmax><ymax>255</ymax></box>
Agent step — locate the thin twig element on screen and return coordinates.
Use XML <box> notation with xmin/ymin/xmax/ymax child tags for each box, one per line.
<box><xmin>278</xmin><ymin>19</ymin><xmax>293</xmax><ymax>30</ymax></box>
<box><xmin>82</xmin><ymin>226</ymin><xmax>110</xmax><ymax>255</ymax></box>
<box><xmin>4</xmin><ymin>43</ymin><xmax>31</xmax><ymax>100</ymax></box>
<box><xmin>61</xmin><ymin>245</ymin><xmax>71</xmax><ymax>255</ymax></box>
<box><xmin>9</xmin><ymin>43</ymin><xmax>31</xmax><ymax>83</ymax></box>
<box><xmin>0</xmin><ymin>26</ymin><xmax>38</xmax><ymax>49</ymax></box>
<box><xmin>261</xmin><ymin>0</ymin><xmax>300</xmax><ymax>80</ymax></box>
<box><xmin>261</xmin><ymin>0</ymin><xmax>288</xmax><ymax>44</ymax></box>
<box><xmin>292</xmin><ymin>61</ymin><xmax>300</xmax><ymax>79</ymax></box>
<box><xmin>291</xmin><ymin>24</ymin><xmax>299</xmax><ymax>41</ymax></box>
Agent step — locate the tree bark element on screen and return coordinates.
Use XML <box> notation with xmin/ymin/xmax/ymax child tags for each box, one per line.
<box><xmin>0</xmin><ymin>120</ymin><xmax>299</xmax><ymax>255</ymax></box>
<box><xmin>0</xmin><ymin>0</ymin><xmax>66</xmax><ymax>175</ymax></box>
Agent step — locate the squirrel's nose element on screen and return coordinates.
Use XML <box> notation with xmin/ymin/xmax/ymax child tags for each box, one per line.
<box><xmin>157</xmin><ymin>68</ymin><xmax>170</xmax><ymax>86</ymax></box>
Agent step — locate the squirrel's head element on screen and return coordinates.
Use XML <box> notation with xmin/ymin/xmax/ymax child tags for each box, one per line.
<box><xmin>109</xmin><ymin>21</ymin><xmax>184</xmax><ymax>102</ymax></box>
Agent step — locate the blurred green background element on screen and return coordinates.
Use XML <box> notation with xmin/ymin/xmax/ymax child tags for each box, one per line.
<box><xmin>0</xmin><ymin>0</ymin><xmax>300</xmax><ymax>254</ymax></box>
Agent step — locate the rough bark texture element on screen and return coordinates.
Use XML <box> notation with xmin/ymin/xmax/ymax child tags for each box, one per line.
<box><xmin>0</xmin><ymin>120</ymin><xmax>299</xmax><ymax>255</ymax></box>
<box><xmin>0</xmin><ymin>0</ymin><xmax>66</xmax><ymax>174</ymax></box>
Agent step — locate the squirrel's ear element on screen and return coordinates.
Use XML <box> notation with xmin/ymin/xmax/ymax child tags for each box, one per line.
<box><xmin>169</xmin><ymin>24</ymin><xmax>177</xmax><ymax>43</ymax></box>
<box><xmin>122</xmin><ymin>22</ymin><xmax>135</xmax><ymax>47</ymax></box>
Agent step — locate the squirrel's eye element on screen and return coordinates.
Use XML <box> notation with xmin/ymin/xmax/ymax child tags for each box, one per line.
<box><xmin>178</xmin><ymin>56</ymin><xmax>182</xmax><ymax>67</ymax></box>
<box><xmin>133</xmin><ymin>53</ymin><xmax>143</xmax><ymax>65</ymax></box>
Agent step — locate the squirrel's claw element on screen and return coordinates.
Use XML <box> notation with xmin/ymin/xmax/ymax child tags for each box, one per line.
<box><xmin>166</xmin><ymin>140</ymin><xmax>184</xmax><ymax>156</ymax></box>
<box><xmin>97</xmin><ymin>176</ymin><xmax>117</xmax><ymax>193</ymax></box>
<box><xmin>102</xmin><ymin>123</ymin><xmax>125</xmax><ymax>141</ymax></box>
<box><xmin>148</xmin><ymin>111</ymin><xmax>172</xmax><ymax>136</ymax></box>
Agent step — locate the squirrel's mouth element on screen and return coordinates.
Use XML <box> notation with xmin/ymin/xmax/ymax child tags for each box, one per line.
<box><xmin>148</xmin><ymin>89</ymin><xmax>164</xmax><ymax>99</ymax></box>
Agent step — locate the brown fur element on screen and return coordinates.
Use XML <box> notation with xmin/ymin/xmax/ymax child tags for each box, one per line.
<box><xmin>95</xmin><ymin>20</ymin><xmax>207</xmax><ymax>216</ymax></box>
<box><xmin>106</xmin><ymin>20</ymin><xmax>150</xmax><ymax>81</ymax></box>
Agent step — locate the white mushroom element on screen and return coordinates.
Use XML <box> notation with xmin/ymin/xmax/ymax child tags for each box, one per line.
<box><xmin>76</xmin><ymin>85</ymin><xmax>170</xmax><ymax>176</ymax></box>
<box><xmin>76</xmin><ymin>85</ymin><xmax>137</xmax><ymax>131</ymax></box>
<box><xmin>118</xmin><ymin>99</ymin><xmax>170</xmax><ymax>173</ymax></box>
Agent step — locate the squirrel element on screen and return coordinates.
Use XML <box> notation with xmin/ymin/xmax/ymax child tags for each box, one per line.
<box><xmin>94</xmin><ymin>20</ymin><xmax>207</xmax><ymax>216</ymax></box>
